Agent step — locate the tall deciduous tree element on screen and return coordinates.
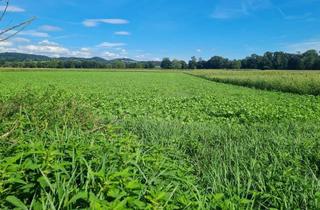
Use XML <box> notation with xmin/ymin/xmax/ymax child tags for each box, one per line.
<box><xmin>188</xmin><ymin>56</ymin><xmax>197</xmax><ymax>69</ymax></box>
<box><xmin>302</xmin><ymin>50</ymin><xmax>318</xmax><ymax>70</ymax></box>
<box><xmin>262</xmin><ymin>52</ymin><xmax>274</xmax><ymax>70</ymax></box>
<box><xmin>171</xmin><ymin>59</ymin><xmax>182</xmax><ymax>69</ymax></box>
<box><xmin>161</xmin><ymin>58</ymin><xmax>172</xmax><ymax>69</ymax></box>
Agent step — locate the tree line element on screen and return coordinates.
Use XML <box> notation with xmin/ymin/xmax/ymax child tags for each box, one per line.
<box><xmin>1</xmin><ymin>49</ymin><xmax>320</xmax><ymax>70</ymax></box>
<box><xmin>161</xmin><ymin>49</ymin><xmax>320</xmax><ymax>70</ymax></box>
<box><xmin>0</xmin><ymin>59</ymin><xmax>157</xmax><ymax>69</ymax></box>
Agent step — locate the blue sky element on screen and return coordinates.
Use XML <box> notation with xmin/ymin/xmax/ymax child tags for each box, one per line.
<box><xmin>0</xmin><ymin>0</ymin><xmax>320</xmax><ymax>61</ymax></box>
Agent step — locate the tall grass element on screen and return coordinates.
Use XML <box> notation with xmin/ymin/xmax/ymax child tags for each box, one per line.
<box><xmin>125</xmin><ymin>119</ymin><xmax>320</xmax><ymax>209</ymax></box>
<box><xmin>190</xmin><ymin>70</ymin><xmax>320</xmax><ymax>95</ymax></box>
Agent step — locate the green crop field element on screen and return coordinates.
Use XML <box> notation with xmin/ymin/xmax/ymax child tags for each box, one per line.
<box><xmin>0</xmin><ymin>71</ymin><xmax>320</xmax><ymax>209</ymax></box>
<box><xmin>190</xmin><ymin>70</ymin><xmax>320</xmax><ymax>96</ymax></box>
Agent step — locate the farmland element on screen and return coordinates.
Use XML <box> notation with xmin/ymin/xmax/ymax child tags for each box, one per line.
<box><xmin>190</xmin><ymin>70</ymin><xmax>320</xmax><ymax>96</ymax></box>
<box><xmin>0</xmin><ymin>71</ymin><xmax>320</xmax><ymax>209</ymax></box>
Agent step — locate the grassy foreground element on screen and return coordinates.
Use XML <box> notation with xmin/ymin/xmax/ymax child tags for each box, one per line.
<box><xmin>190</xmin><ymin>70</ymin><xmax>320</xmax><ymax>95</ymax></box>
<box><xmin>0</xmin><ymin>71</ymin><xmax>320</xmax><ymax>209</ymax></box>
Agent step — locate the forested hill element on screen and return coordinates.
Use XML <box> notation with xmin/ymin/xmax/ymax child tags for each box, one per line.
<box><xmin>0</xmin><ymin>52</ymin><xmax>160</xmax><ymax>69</ymax></box>
<box><xmin>0</xmin><ymin>52</ymin><xmax>51</xmax><ymax>61</ymax></box>
<box><xmin>0</xmin><ymin>52</ymin><xmax>137</xmax><ymax>64</ymax></box>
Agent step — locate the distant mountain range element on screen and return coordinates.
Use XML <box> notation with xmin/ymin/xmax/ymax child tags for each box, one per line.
<box><xmin>0</xmin><ymin>52</ymin><xmax>142</xmax><ymax>64</ymax></box>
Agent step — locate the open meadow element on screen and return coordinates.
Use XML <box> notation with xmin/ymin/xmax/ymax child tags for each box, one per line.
<box><xmin>0</xmin><ymin>70</ymin><xmax>320</xmax><ymax>209</ymax></box>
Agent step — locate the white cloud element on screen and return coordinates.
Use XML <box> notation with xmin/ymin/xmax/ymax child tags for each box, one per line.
<box><xmin>18</xmin><ymin>44</ymin><xmax>69</xmax><ymax>57</ymax></box>
<box><xmin>196</xmin><ymin>49</ymin><xmax>202</xmax><ymax>53</ymax></box>
<box><xmin>103</xmin><ymin>51</ymin><xmax>121</xmax><ymax>59</ymax></box>
<box><xmin>83</xmin><ymin>19</ymin><xmax>129</xmax><ymax>27</ymax></box>
<box><xmin>0</xmin><ymin>41</ymin><xmax>12</xmax><ymax>47</ymax></box>
<box><xmin>20</xmin><ymin>30</ymin><xmax>49</xmax><ymax>38</ymax></box>
<box><xmin>120</xmin><ymin>49</ymin><xmax>127</xmax><ymax>54</ymax></box>
<box><xmin>98</xmin><ymin>42</ymin><xmax>126</xmax><ymax>48</ymax></box>
<box><xmin>0</xmin><ymin>47</ymin><xmax>15</xmax><ymax>52</ymax></box>
<box><xmin>100</xmin><ymin>45</ymin><xmax>129</xmax><ymax>59</ymax></box>
<box><xmin>70</xmin><ymin>48</ymin><xmax>92</xmax><ymax>58</ymax></box>
<box><xmin>5</xmin><ymin>40</ymin><xmax>92</xmax><ymax>58</ymax></box>
<box><xmin>0</xmin><ymin>38</ymin><xmax>133</xmax><ymax>60</ymax></box>
<box><xmin>39</xmin><ymin>40</ymin><xmax>59</xmax><ymax>46</ymax></box>
<box><xmin>39</xmin><ymin>25</ymin><xmax>62</xmax><ymax>32</ymax></box>
<box><xmin>80</xmin><ymin>47</ymin><xmax>90</xmax><ymax>52</ymax></box>
<box><xmin>287</xmin><ymin>39</ymin><xmax>320</xmax><ymax>53</ymax></box>
<box><xmin>135</xmin><ymin>54</ymin><xmax>147</xmax><ymax>59</ymax></box>
<box><xmin>114</xmin><ymin>31</ymin><xmax>131</xmax><ymax>36</ymax></box>
<box><xmin>114</xmin><ymin>47</ymin><xmax>128</xmax><ymax>54</ymax></box>
<box><xmin>0</xmin><ymin>5</ymin><xmax>25</xmax><ymax>12</ymax></box>
<box><xmin>12</xmin><ymin>37</ymin><xmax>31</xmax><ymax>43</ymax></box>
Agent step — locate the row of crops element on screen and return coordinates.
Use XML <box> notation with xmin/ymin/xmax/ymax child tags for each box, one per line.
<box><xmin>190</xmin><ymin>70</ymin><xmax>320</xmax><ymax>95</ymax></box>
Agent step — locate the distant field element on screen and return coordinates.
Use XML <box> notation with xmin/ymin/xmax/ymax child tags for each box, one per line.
<box><xmin>190</xmin><ymin>70</ymin><xmax>320</xmax><ymax>95</ymax></box>
<box><xmin>0</xmin><ymin>71</ymin><xmax>320</xmax><ymax>209</ymax></box>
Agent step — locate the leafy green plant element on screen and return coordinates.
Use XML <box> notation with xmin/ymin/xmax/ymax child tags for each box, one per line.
<box><xmin>0</xmin><ymin>71</ymin><xmax>319</xmax><ymax>209</ymax></box>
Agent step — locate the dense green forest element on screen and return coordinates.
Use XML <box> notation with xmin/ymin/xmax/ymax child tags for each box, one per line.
<box><xmin>1</xmin><ymin>50</ymin><xmax>320</xmax><ymax>70</ymax></box>
<box><xmin>164</xmin><ymin>49</ymin><xmax>320</xmax><ymax>70</ymax></box>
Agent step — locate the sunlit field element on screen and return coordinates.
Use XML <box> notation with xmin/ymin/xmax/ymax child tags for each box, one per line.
<box><xmin>0</xmin><ymin>71</ymin><xmax>320</xmax><ymax>209</ymax></box>
<box><xmin>190</xmin><ymin>70</ymin><xmax>320</xmax><ymax>95</ymax></box>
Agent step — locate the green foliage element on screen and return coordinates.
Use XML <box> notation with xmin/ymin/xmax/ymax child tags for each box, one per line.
<box><xmin>0</xmin><ymin>88</ymin><xmax>201</xmax><ymax>209</ymax></box>
<box><xmin>112</xmin><ymin>60</ymin><xmax>126</xmax><ymax>69</ymax></box>
<box><xmin>161</xmin><ymin>58</ymin><xmax>187</xmax><ymax>69</ymax></box>
<box><xmin>0</xmin><ymin>53</ymin><xmax>161</xmax><ymax>70</ymax></box>
<box><xmin>188</xmin><ymin>49</ymin><xmax>320</xmax><ymax>70</ymax></box>
<box><xmin>160</xmin><ymin>58</ymin><xmax>172</xmax><ymax>69</ymax></box>
<box><xmin>188</xmin><ymin>56</ymin><xmax>197</xmax><ymax>69</ymax></box>
<box><xmin>0</xmin><ymin>71</ymin><xmax>320</xmax><ymax>209</ymax></box>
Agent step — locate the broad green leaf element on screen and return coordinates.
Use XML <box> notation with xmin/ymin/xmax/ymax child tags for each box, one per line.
<box><xmin>6</xmin><ymin>196</ymin><xmax>28</xmax><ymax>210</ymax></box>
<box><xmin>125</xmin><ymin>180</ymin><xmax>141</xmax><ymax>190</ymax></box>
